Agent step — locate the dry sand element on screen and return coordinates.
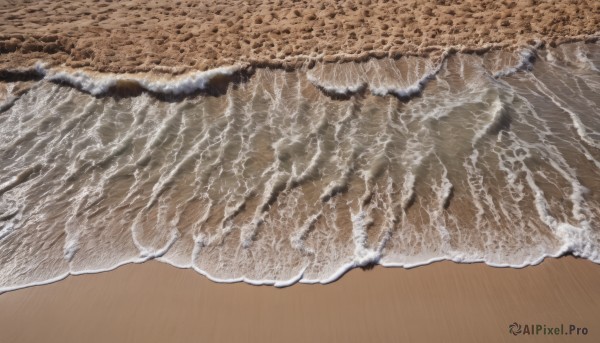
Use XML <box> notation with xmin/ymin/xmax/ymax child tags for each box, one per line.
<box><xmin>0</xmin><ymin>257</ymin><xmax>599</xmax><ymax>343</ymax></box>
<box><xmin>0</xmin><ymin>0</ymin><xmax>598</xmax><ymax>74</ymax></box>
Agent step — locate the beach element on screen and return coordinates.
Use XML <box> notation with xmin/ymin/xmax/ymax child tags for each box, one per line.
<box><xmin>0</xmin><ymin>1</ymin><xmax>599</xmax><ymax>341</ymax></box>
<box><xmin>1</xmin><ymin>257</ymin><xmax>600</xmax><ymax>342</ymax></box>
<box><xmin>0</xmin><ymin>0</ymin><xmax>598</xmax><ymax>73</ymax></box>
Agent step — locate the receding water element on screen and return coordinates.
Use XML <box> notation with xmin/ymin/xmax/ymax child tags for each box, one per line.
<box><xmin>0</xmin><ymin>42</ymin><xmax>599</xmax><ymax>290</ymax></box>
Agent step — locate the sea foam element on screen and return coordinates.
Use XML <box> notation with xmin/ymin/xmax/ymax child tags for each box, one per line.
<box><xmin>0</xmin><ymin>42</ymin><xmax>599</xmax><ymax>292</ymax></box>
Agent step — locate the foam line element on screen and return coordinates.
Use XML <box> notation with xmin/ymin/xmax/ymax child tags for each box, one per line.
<box><xmin>307</xmin><ymin>50</ymin><xmax>451</xmax><ymax>100</ymax></box>
<box><xmin>1</xmin><ymin>42</ymin><xmax>600</xmax><ymax>293</ymax></box>
<box><xmin>1</xmin><ymin>242</ymin><xmax>596</xmax><ymax>294</ymax></box>
<box><xmin>32</xmin><ymin>62</ymin><xmax>247</xmax><ymax>96</ymax></box>
<box><xmin>371</xmin><ymin>52</ymin><xmax>450</xmax><ymax>99</ymax></box>
<box><xmin>0</xmin><ymin>43</ymin><xmax>557</xmax><ymax>100</ymax></box>
<box><xmin>305</xmin><ymin>73</ymin><xmax>367</xmax><ymax>96</ymax></box>
<box><xmin>492</xmin><ymin>47</ymin><xmax>538</xmax><ymax>78</ymax></box>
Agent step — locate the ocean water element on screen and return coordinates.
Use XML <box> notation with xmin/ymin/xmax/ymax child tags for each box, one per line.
<box><xmin>0</xmin><ymin>42</ymin><xmax>599</xmax><ymax>290</ymax></box>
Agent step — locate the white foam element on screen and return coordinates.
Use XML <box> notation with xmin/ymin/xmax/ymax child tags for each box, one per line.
<box><xmin>290</xmin><ymin>212</ymin><xmax>321</xmax><ymax>255</ymax></box>
<box><xmin>16</xmin><ymin>43</ymin><xmax>541</xmax><ymax>101</ymax></box>
<box><xmin>492</xmin><ymin>44</ymin><xmax>540</xmax><ymax>78</ymax></box>
<box><xmin>305</xmin><ymin>73</ymin><xmax>367</xmax><ymax>96</ymax></box>
<box><xmin>575</xmin><ymin>45</ymin><xmax>599</xmax><ymax>72</ymax></box>
<box><xmin>370</xmin><ymin>61</ymin><xmax>442</xmax><ymax>99</ymax></box>
<box><xmin>307</xmin><ymin>52</ymin><xmax>448</xmax><ymax>100</ymax></box>
<box><xmin>529</xmin><ymin>73</ymin><xmax>600</xmax><ymax>150</ymax></box>
<box><xmin>350</xmin><ymin>209</ymin><xmax>381</xmax><ymax>267</ymax></box>
<box><xmin>33</xmin><ymin>62</ymin><xmax>246</xmax><ymax>96</ymax></box>
<box><xmin>2</xmin><ymin>43</ymin><xmax>600</xmax><ymax>293</ymax></box>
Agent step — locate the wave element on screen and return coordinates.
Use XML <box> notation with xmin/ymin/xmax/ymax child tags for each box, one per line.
<box><xmin>491</xmin><ymin>43</ymin><xmax>540</xmax><ymax>78</ymax></box>
<box><xmin>0</xmin><ymin>230</ymin><xmax>592</xmax><ymax>293</ymax></box>
<box><xmin>0</xmin><ymin>41</ymin><xmax>599</xmax><ymax>292</ymax></box>
<box><xmin>42</xmin><ymin>63</ymin><xmax>249</xmax><ymax>96</ymax></box>
<box><xmin>0</xmin><ymin>41</ymin><xmax>586</xmax><ymax>101</ymax></box>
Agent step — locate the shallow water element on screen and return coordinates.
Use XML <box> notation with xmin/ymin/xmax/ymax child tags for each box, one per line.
<box><xmin>0</xmin><ymin>42</ymin><xmax>599</xmax><ymax>290</ymax></box>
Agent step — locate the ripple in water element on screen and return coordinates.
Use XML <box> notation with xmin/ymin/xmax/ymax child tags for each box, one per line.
<box><xmin>0</xmin><ymin>42</ymin><xmax>599</xmax><ymax>291</ymax></box>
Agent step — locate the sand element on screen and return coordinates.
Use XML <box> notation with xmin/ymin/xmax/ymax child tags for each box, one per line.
<box><xmin>0</xmin><ymin>0</ymin><xmax>598</xmax><ymax>74</ymax></box>
<box><xmin>0</xmin><ymin>1</ymin><xmax>599</xmax><ymax>342</ymax></box>
<box><xmin>0</xmin><ymin>257</ymin><xmax>599</xmax><ymax>343</ymax></box>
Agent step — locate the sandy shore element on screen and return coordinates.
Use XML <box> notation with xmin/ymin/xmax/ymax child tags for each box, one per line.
<box><xmin>0</xmin><ymin>0</ymin><xmax>598</xmax><ymax>74</ymax></box>
<box><xmin>0</xmin><ymin>257</ymin><xmax>598</xmax><ymax>342</ymax></box>
<box><xmin>0</xmin><ymin>1</ymin><xmax>599</xmax><ymax>342</ymax></box>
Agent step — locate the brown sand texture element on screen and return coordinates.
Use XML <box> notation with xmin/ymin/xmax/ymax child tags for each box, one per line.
<box><xmin>0</xmin><ymin>1</ymin><xmax>599</xmax><ymax>342</ymax></box>
<box><xmin>0</xmin><ymin>257</ymin><xmax>599</xmax><ymax>343</ymax></box>
<box><xmin>0</xmin><ymin>0</ymin><xmax>598</xmax><ymax>74</ymax></box>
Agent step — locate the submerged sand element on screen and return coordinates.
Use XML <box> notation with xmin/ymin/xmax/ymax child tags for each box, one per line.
<box><xmin>0</xmin><ymin>0</ymin><xmax>598</xmax><ymax>74</ymax></box>
<box><xmin>0</xmin><ymin>257</ymin><xmax>599</xmax><ymax>343</ymax></box>
<box><xmin>0</xmin><ymin>1</ymin><xmax>599</xmax><ymax>341</ymax></box>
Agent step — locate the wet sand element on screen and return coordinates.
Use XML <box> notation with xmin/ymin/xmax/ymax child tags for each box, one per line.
<box><xmin>0</xmin><ymin>257</ymin><xmax>599</xmax><ymax>343</ymax></box>
<box><xmin>0</xmin><ymin>1</ymin><xmax>599</xmax><ymax>342</ymax></box>
<box><xmin>0</xmin><ymin>0</ymin><xmax>598</xmax><ymax>74</ymax></box>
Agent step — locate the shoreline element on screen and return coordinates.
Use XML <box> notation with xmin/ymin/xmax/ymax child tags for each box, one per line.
<box><xmin>0</xmin><ymin>2</ymin><xmax>599</xmax><ymax>342</ymax></box>
<box><xmin>0</xmin><ymin>240</ymin><xmax>595</xmax><ymax>293</ymax></box>
<box><xmin>1</xmin><ymin>0</ymin><xmax>598</xmax><ymax>74</ymax></box>
<box><xmin>1</xmin><ymin>41</ymin><xmax>599</xmax><ymax>294</ymax></box>
<box><xmin>0</xmin><ymin>39</ymin><xmax>596</xmax><ymax>102</ymax></box>
<box><xmin>1</xmin><ymin>35</ymin><xmax>598</xmax><ymax>79</ymax></box>
<box><xmin>1</xmin><ymin>256</ymin><xmax>599</xmax><ymax>342</ymax></box>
